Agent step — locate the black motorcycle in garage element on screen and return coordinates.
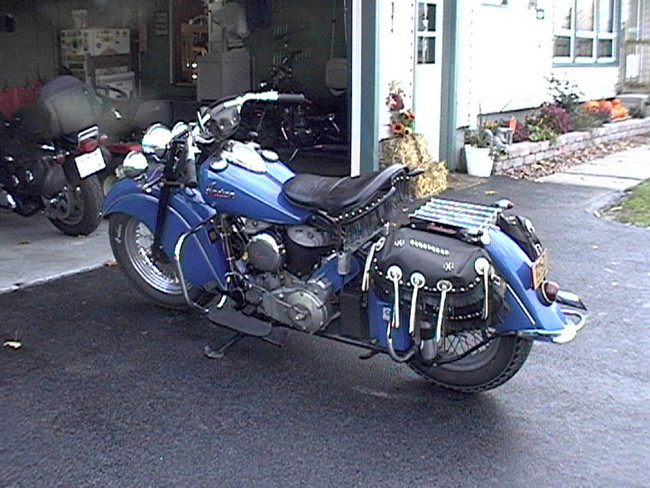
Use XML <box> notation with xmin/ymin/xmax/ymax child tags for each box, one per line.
<box><xmin>0</xmin><ymin>76</ymin><xmax>105</xmax><ymax>236</ymax></box>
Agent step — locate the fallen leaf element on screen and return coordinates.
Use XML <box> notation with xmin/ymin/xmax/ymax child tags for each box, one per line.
<box><xmin>104</xmin><ymin>260</ymin><xmax>118</xmax><ymax>267</ymax></box>
<box><xmin>484</xmin><ymin>190</ymin><xmax>498</xmax><ymax>195</ymax></box>
<box><xmin>18</xmin><ymin>240</ymin><xmax>31</xmax><ymax>245</ymax></box>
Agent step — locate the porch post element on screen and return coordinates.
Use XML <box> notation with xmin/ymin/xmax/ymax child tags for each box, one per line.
<box><xmin>351</xmin><ymin>0</ymin><xmax>379</xmax><ymax>175</ymax></box>
<box><xmin>440</xmin><ymin>0</ymin><xmax>459</xmax><ymax>169</ymax></box>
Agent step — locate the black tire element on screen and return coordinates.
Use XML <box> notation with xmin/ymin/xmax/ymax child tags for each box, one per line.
<box><xmin>108</xmin><ymin>212</ymin><xmax>204</xmax><ymax>310</ymax></box>
<box><xmin>408</xmin><ymin>331</ymin><xmax>533</xmax><ymax>393</ymax></box>
<box><xmin>48</xmin><ymin>175</ymin><xmax>103</xmax><ymax>236</ymax></box>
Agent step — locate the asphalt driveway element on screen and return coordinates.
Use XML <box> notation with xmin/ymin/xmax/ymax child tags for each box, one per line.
<box><xmin>1</xmin><ymin>176</ymin><xmax>649</xmax><ymax>487</ymax></box>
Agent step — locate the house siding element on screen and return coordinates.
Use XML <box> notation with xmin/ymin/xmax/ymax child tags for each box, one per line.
<box><xmin>455</xmin><ymin>1</ymin><xmax>620</xmax><ymax>127</ymax></box>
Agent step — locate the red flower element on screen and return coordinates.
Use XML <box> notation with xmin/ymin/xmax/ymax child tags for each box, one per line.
<box><xmin>391</xmin><ymin>122</ymin><xmax>404</xmax><ymax>134</ymax></box>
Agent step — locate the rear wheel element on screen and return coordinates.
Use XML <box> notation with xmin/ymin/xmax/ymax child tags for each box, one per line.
<box><xmin>47</xmin><ymin>175</ymin><xmax>103</xmax><ymax>236</ymax></box>
<box><xmin>109</xmin><ymin>212</ymin><xmax>204</xmax><ymax>309</ymax></box>
<box><xmin>408</xmin><ymin>329</ymin><xmax>533</xmax><ymax>393</ymax></box>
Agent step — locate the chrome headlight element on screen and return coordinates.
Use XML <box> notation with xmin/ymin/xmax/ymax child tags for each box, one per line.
<box><xmin>118</xmin><ymin>151</ymin><xmax>149</xmax><ymax>179</ymax></box>
<box><xmin>141</xmin><ymin>123</ymin><xmax>173</xmax><ymax>158</ymax></box>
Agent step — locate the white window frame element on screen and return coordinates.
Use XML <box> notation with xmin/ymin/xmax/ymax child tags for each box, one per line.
<box><xmin>416</xmin><ymin>1</ymin><xmax>438</xmax><ymax>65</ymax></box>
<box><xmin>553</xmin><ymin>0</ymin><xmax>619</xmax><ymax>65</ymax></box>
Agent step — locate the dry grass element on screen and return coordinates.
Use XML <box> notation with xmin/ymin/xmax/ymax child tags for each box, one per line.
<box><xmin>379</xmin><ymin>134</ymin><xmax>448</xmax><ymax>199</ymax></box>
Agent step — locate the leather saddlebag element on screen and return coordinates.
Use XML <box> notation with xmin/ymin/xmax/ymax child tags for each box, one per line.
<box><xmin>372</xmin><ymin>227</ymin><xmax>507</xmax><ymax>332</ymax></box>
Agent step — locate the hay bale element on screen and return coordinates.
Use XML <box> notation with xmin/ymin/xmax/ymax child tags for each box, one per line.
<box><xmin>379</xmin><ymin>133</ymin><xmax>448</xmax><ymax>199</ymax></box>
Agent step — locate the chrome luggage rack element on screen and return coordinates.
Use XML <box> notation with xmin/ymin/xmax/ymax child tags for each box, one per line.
<box><xmin>410</xmin><ymin>197</ymin><xmax>500</xmax><ymax>235</ymax></box>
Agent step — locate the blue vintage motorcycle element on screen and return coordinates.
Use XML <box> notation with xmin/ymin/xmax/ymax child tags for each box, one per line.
<box><xmin>103</xmin><ymin>91</ymin><xmax>587</xmax><ymax>393</ymax></box>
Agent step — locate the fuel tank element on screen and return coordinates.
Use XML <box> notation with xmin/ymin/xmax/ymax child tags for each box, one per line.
<box><xmin>199</xmin><ymin>143</ymin><xmax>311</xmax><ymax>224</ymax></box>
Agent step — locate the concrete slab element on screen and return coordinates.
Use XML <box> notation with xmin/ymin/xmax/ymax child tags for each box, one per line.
<box><xmin>537</xmin><ymin>145</ymin><xmax>650</xmax><ymax>189</ymax></box>
<box><xmin>537</xmin><ymin>172</ymin><xmax>644</xmax><ymax>190</ymax></box>
<box><xmin>563</xmin><ymin>148</ymin><xmax>650</xmax><ymax>174</ymax></box>
<box><xmin>0</xmin><ymin>211</ymin><xmax>112</xmax><ymax>293</ymax></box>
<box><xmin>563</xmin><ymin>161</ymin><xmax>650</xmax><ymax>178</ymax></box>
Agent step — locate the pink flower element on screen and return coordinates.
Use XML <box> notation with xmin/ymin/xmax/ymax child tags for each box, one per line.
<box><xmin>387</xmin><ymin>94</ymin><xmax>404</xmax><ymax>111</ymax></box>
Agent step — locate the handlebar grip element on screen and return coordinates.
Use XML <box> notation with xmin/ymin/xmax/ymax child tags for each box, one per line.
<box><xmin>277</xmin><ymin>93</ymin><xmax>306</xmax><ymax>104</ymax></box>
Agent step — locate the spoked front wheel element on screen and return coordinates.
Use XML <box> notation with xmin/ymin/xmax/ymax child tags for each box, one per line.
<box><xmin>109</xmin><ymin>212</ymin><xmax>204</xmax><ymax>309</ymax></box>
<box><xmin>408</xmin><ymin>329</ymin><xmax>533</xmax><ymax>393</ymax></box>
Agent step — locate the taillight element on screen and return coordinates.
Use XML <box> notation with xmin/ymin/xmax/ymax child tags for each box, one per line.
<box><xmin>540</xmin><ymin>280</ymin><xmax>560</xmax><ymax>305</ymax></box>
<box><xmin>78</xmin><ymin>138</ymin><xmax>99</xmax><ymax>153</ymax></box>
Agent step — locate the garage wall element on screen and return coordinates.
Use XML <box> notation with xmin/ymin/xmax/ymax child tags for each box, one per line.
<box><xmin>0</xmin><ymin>0</ymin><xmax>347</xmax><ymax>101</ymax></box>
<box><xmin>0</xmin><ymin>5</ymin><xmax>58</xmax><ymax>86</ymax></box>
<box><xmin>243</xmin><ymin>0</ymin><xmax>348</xmax><ymax>100</ymax></box>
<box><xmin>0</xmin><ymin>0</ymin><xmax>194</xmax><ymax>100</ymax></box>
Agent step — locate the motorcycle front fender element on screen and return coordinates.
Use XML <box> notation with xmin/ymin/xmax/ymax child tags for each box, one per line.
<box><xmin>485</xmin><ymin>227</ymin><xmax>586</xmax><ymax>343</ymax></box>
<box><xmin>103</xmin><ymin>178</ymin><xmax>229</xmax><ymax>291</ymax></box>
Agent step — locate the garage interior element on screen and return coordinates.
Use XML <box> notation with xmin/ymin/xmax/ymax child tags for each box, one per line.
<box><xmin>0</xmin><ymin>0</ymin><xmax>352</xmax><ymax>176</ymax></box>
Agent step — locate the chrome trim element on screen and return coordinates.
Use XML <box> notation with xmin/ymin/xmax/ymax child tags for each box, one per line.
<box><xmin>385</xmin><ymin>321</ymin><xmax>416</xmax><ymax>363</ymax></box>
<box><xmin>77</xmin><ymin>125</ymin><xmax>99</xmax><ymax>142</ymax></box>
<box><xmin>506</xmin><ymin>283</ymin><xmax>536</xmax><ymax>326</ymax></box>
<box><xmin>517</xmin><ymin>309</ymin><xmax>586</xmax><ymax>344</ymax></box>
<box><xmin>435</xmin><ymin>279</ymin><xmax>452</xmax><ymax>342</ymax></box>
<box><xmin>173</xmin><ymin>220</ymin><xmax>213</xmax><ymax>313</ymax></box>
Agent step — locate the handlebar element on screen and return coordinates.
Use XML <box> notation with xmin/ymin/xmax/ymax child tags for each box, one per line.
<box><xmin>184</xmin><ymin>152</ymin><xmax>199</xmax><ymax>188</ymax></box>
<box><xmin>219</xmin><ymin>90</ymin><xmax>305</xmax><ymax>109</ymax></box>
<box><xmin>160</xmin><ymin>90</ymin><xmax>307</xmax><ymax>185</ymax></box>
<box><xmin>183</xmin><ymin>132</ymin><xmax>199</xmax><ymax>188</ymax></box>
<box><xmin>277</xmin><ymin>93</ymin><xmax>306</xmax><ymax>104</ymax></box>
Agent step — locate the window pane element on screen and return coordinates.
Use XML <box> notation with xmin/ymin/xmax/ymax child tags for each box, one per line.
<box><xmin>577</xmin><ymin>0</ymin><xmax>594</xmax><ymax>30</ymax></box>
<box><xmin>576</xmin><ymin>37</ymin><xmax>594</xmax><ymax>56</ymax></box>
<box><xmin>555</xmin><ymin>0</ymin><xmax>573</xmax><ymax>30</ymax></box>
<box><xmin>418</xmin><ymin>3</ymin><xmax>436</xmax><ymax>33</ymax></box>
<box><xmin>417</xmin><ymin>37</ymin><xmax>436</xmax><ymax>64</ymax></box>
<box><xmin>554</xmin><ymin>36</ymin><xmax>572</xmax><ymax>57</ymax></box>
<box><xmin>598</xmin><ymin>0</ymin><xmax>614</xmax><ymax>32</ymax></box>
<box><xmin>597</xmin><ymin>39</ymin><xmax>613</xmax><ymax>57</ymax></box>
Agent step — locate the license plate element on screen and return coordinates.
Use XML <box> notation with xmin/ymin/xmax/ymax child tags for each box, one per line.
<box><xmin>75</xmin><ymin>148</ymin><xmax>106</xmax><ymax>179</ymax></box>
<box><xmin>532</xmin><ymin>249</ymin><xmax>549</xmax><ymax>289</ymax></box>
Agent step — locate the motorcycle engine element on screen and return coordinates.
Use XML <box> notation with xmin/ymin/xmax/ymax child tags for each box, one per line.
<box><xmin>247</xmin><ymin>232</ymin><xmax>285</xmax><ymax>272</ymax></box>
<box><xmin>240</xmin><ymin>220</ymin><xmax>336</xmax><ymax>333</ymax></box>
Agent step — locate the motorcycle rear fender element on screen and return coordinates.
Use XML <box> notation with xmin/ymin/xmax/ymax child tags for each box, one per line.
<box><xmin>103</xmin><ymin>178</ymin><xmax>229</xmax><ymax>291</ymax></box>
<box><xmin>485</xmin><ymin>227</ymin><xmax>585</xmax><ymax>342</ymax></box>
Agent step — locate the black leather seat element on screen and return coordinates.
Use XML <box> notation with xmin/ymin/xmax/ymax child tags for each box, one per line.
<box><xmin>282</xmin><ymin>164</ymin><xmax>407</xmax><ymax>217</ymax></box>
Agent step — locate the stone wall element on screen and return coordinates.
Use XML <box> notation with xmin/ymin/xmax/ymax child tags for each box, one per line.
<box><xmin>494</xmin><ymin>118</ymin><xmax>650</xmax><ymax>173</ymax></box>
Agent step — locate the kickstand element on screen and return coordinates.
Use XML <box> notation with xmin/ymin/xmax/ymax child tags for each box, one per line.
<box><xmin>204</xmin><ymin>332</ymin><xmax>246</xmax><ymax>359</ymax></box>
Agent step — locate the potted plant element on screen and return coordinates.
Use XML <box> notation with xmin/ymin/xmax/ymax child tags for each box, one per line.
<box><xmin>463</xmin><ymin>121</ymin><xmax>495</xmax><ymax>178</ymax></box>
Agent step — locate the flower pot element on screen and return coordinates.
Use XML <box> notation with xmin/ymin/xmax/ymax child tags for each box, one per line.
<box><xmin>464</xmin><ymin>145</ymin><xmax>493</xmax><ymax>178</ymax></box>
